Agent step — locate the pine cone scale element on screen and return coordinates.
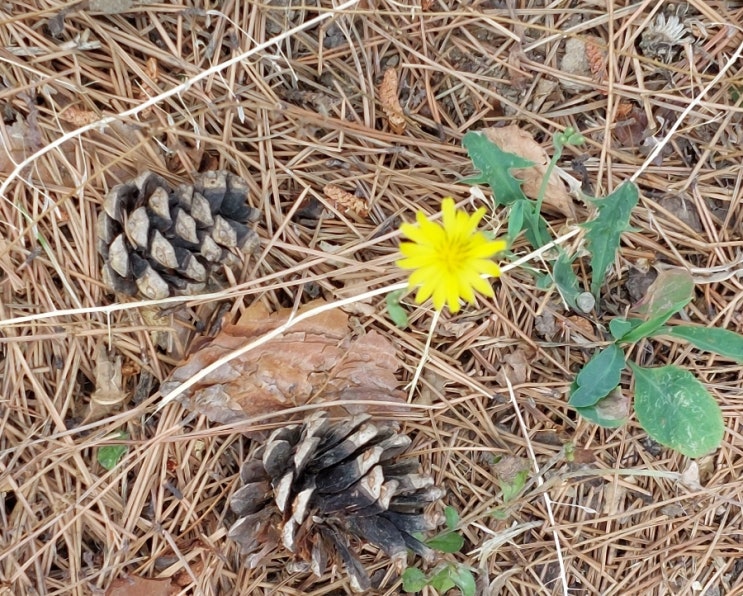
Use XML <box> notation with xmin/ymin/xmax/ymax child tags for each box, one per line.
<box><xmin>228</xmin><ymin>412</ymin><xmax>444</xmax><ymax>592</ymax></box>
<box><xmin>97</xmin><ymin>170</ymin><xmax>261</xmax><ymax>299</ymax></box>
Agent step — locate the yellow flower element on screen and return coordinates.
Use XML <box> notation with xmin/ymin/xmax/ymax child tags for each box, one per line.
<box><xmin>397</xmin><ymin>198</ymin><xmax>507</xmax><ymax>313</ymax></box>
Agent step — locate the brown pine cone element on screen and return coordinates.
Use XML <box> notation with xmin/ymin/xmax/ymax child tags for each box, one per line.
<box><xmin>228</xmin><ymin>411</ymin><xmax>444</xmax><ymax>592</ymax></box>
<box><xmin>97</xmin><ymin>170</ymin><xmax>261</xmax><ymax>299</ymax></box>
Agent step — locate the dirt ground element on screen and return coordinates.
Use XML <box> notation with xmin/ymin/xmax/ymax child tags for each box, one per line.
<box><xmin>1</xmin><ymin>1</ymin><xmax>743</xmax><ymax>595</ymax></box>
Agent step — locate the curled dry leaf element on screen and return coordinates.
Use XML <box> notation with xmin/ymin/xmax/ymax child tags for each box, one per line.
<box><xmin>379</xmin><ymin>68</ymin><xmax>406</xmax><ymax>134</ymax></box>
<box><xmin>496</xmin><ymin>347</ymin><xmax>532</xmax><ymax>386</ymax></box>
<box><xmin>91</xmin><ymin>340</ymin><xmax>126</xmax><ymax>407</ymax></box>
<box><xmin>161</xmin><ymin>300</ymin><xmax>406</xmax><ymax>425</ymax></box>
<box><xmin>483</xmin><ymin>125</ymin><xmax>576</xmax><ymax>218</ymax></box>
<box><xmin>324</xmin><ymin>184</ymin><xmax>369</xmax><ymax>218</ymax></box>
<box><xmin>613</xmin><ymin>102</ymin><xmax>647</xmax><ymax>148</ymax></box>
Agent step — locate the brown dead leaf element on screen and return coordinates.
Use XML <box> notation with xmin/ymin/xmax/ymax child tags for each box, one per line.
<box><xmin>613</xmin><ymin>103</ymin><xmax>647</xmax><ymax>148</ymax></box>
<box><xmin>105</xmin><ymin>575</ymin><xmax>176</xmax><ymax>596</ymax></box>
<box><xmin>483</xmin><ymin>126</ymin><xmax>576</xmax><ymax>219</ymax></box>
<box><xmin>161</xmin><ymin>300</ymin><xmax>406</xmax><ymax>425</ymax></box>
<box><xmin>379</xmin><ymin>68</ymin><xmax>406</xmax><ymax>134</ymax></box>
<box><xmin>496</xmin><ymin>347</ymin><xmax>533</xmax><ymax>386</ymax></box>
<box><xmin>324</xmin><ymin>184</ymin><xmax>369</xmax><ymax>218</ymax></box>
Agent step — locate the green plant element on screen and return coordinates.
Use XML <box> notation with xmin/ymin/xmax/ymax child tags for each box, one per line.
<box><xmin>401</xmin><ymin>506</ymin><xmax>476</xmax><ymax>595</ymax></box>
<box><xmin>97</xmin><ymin>431</ymin><xmax>129</xmax><ymax>470</ymax></box>
<box><xmin>461</xmin><ymin>130</ymin><xmax>742</xmax><ymax>458</ymax></box>
<box><xmin>570</xmin><ymin>269</ymin><xmax>739</xmax><ymax>457</ymax></box>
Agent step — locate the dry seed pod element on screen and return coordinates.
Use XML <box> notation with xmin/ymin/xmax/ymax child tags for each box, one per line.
<box><xmin>97</xmin><ymin>170</ymin><xmax>260</xmax><ymax>299</ymax></box>
<box><xmin>228</xmin><ymin>411</ymin><xmax>444</xmax><ymax>592</ymax></box>
<box><xmin>639</xmin><ymin>13</ymin><xmax>692</xmax><ymax>63</ymax></box>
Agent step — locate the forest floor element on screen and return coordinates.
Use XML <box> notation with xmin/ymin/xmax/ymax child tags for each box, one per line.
<box><xmin>1</xmin><ymin>1</ymin><xmax>743</xmax><ymax>595</ymax></box>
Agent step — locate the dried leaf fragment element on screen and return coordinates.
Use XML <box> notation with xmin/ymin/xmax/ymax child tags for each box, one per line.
<box><xmin>91</xmin><ymin>340</ymin><xmax>126</xmax><ymax>406</ymax></box>
<box><xmin>324</xmin><ymin>184</ymin><xmax>369</xmax><ymax>218</ymax></box>
<box><xmin>379</xmin><ymin>68</ymin><xmax>406</xmax><ymax>134</ymax></box>
<box><xmin>105</xmin><ymin>575</ymin><xmax>175</xmax><ymax>596</ymax></box>
<box><xmin>161</xmin><ymin>301</ymin><xmax>406</xmax><ymax>426</ymax></box>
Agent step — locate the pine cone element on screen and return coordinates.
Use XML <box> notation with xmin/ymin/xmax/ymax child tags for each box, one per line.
<box><xmin>97</xmin><ymin>170</ymin><xmax>260</xmax><ymax>299</ymax></box>
<box><xmin>228</xmin><ymin>412</ymin><xmax>445</xmax><ymax>592</ymax></box>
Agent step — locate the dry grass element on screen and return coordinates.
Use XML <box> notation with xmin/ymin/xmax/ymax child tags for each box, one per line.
<box><xmin>1</xmin><ymin>0</ymin><xmax>743</xmax><ymax>594</ymax></box>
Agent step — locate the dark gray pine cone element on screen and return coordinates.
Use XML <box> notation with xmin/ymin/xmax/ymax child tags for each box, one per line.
<box><xmin>97</xmin><ymin>170</ymin><xmax>261</xmax><ymax>299</ymax></box>
<box><xmin>228</xmin><ymin>411</ymin><xmax>445</xmax><ymax>592</ymax></box>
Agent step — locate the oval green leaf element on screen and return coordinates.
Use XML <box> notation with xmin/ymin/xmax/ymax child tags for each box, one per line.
<box><xmin>666</xmin><ymin>326</ymin><xmax>743</xmax><ymax>364</ymax></box>
<box><xmin>426</xmin><ymin>531</ymin><xmax>464</xmax><ymax>554</ymax></box>
<box><xmin>630</xmin><ymin>363</ymin><xmax>724</xmax><ymax>458</ymax></box>
<box><xmin>569</xmin><ymin>344</ymin><xmax>625</xmax><ymax>407</ymax></box>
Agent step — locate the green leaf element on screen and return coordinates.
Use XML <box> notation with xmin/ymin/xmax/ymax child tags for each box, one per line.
<box><xmin>508</xmin><ymin>200</ymin><xmax>526</xmax><ymax>242</ymax></box>
<box><xmin>630</xmin><ymin>363</ymin><xmax>724</xmax><ymax>458</ymax></box>
<box><xmin>462</xmin><ymin>131</ymin><xmax>533</xmax><ymax>206</ymax></box>
<box><xmin>609</xmin><ymin>318</ymin><xmax>643</xmax><ymax>341</ymax></box>
<box><xmin>500</xmin><ymin>468</ymin><xmax>529</xmax><ymax>502</ymax></box>
<box><xmin>553</xmin><ymin>250</ymin><xmax>581</xmax><ymax>310</ymax></box>
<box><xmin>402</xmin><ymin>568</ymin><xmax>427</xmax><ymax>593</ymax></box>
<box><xmin>569</xmin><ymin>344</ymin><xmax>625</xmax><ymax>407</ymax></box>
<box><xmin>449</xmin><ymin>566</ymin><xmax>477</xmax><ymax>596</ymax></box>
<box><xmin>97</xmin><ymin>431</ymin><xmax>129</xmax><ymax>471</ymax></box>
<box><xmin>386</xmin><ymin>290</ymin><xmax>409</xmax><ymax>328</ymax></box>
<box><xmin>444</xmin><ymin>505</ymin><xmax>459</xmax><ymax>530</ymax></box>
<box><xmin>582</xmin><ymin>181</ymin><xmax>639</xmax><ymax>297</ymax></box>
<box><xmin>662</xmin><ymin>326</ymin><xmax>743</xmax><ymax>364</ymax></box>
<box><xmin>427</xmin><ymin>531</ymin><xmax>465</xmax><ymax>553</ymax></box>
<box><xmin>429</xmin><ymin>567</ymin><xmax>456</xmax><ymax>593</ymax></box>
<box><xmin>575</xmin><ymin>388</ymin><xmax>629</xmax><ymax>428</ymax></box>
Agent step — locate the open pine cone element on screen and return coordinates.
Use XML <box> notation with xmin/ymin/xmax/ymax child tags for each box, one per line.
<box><xmin>228</xmin><ymin>411</ymin><xmax>445</xmax><ymax>592</ymax></box>
<box><xmin>97</xmin><ymin>170</ymin><xmax>260</xmax><ymax>299</ymax></box>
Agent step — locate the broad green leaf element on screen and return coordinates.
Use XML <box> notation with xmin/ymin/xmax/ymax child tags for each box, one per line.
<box><xmin>575</xmin><ymin>388</ymin><xmax>629</xmax><ymax>428</ymax></box>
<box><xmin>569</xmin><ymin>344</ymin><xmax>625</xmax><ymax>407</ymax></box>
<box><xmin>448</xmin><ymin>566</ymin><xmax>477</xmax><ymax>596</ymax></box>
<box><xmin>462</xmin><ymin>131</ymin><xmax>533</xmax><ymax>206</ymax></box>
<box><xmin>609</xmin><ymin>318</ymin><xmax>643</xmax><ymax>341</ymax></box>
<box><xmin>444</xmin><ymin>505</ymin><xmax>459</xmax><ymax>530</ymax></box>
<box><xmin>630</xmin><ymin>363</ymin><xmax>724</xmax><ymax>458</ymax></box>
<box><xmin>662</xmin><ymin>326</ymin><xmax>743</xmax><ymax>364</ymax></box>
<box><xmin>500</xmin><ymin>469</ymin><xmax>529</xmax><ymax>503</ymax></box>
<box><xmin>426</xmin><ymin>531</ymin><xmax>464</xmax><ymax>553</ymax></box>
<box><xmin>582</xmin><ymin>182</ymin><xmax>639</xmax><ymax>297</ymax></box>
<box><xmin>402</xmin><ymin>568</ymin><xmax>427</xmax><ymax>593</ymax></box>
<box><xmin>386</xmin><ymin>290</ymin><xmax>408</xmax><ymax>328</ymax></box>
<box><xmin>553</xmin><ymin>251</ymin><xmax>581</xmax><ymax>310</ymax></box>
<box><xmin>98</xmin><ymin>431</ymin><xmax>129</xmax><ymax>471</ymax></box>
<box><xmin>633</xmin><ymin>269</ymin><xmax>694</xmax><ymax>318</ymax></box>
<box><xmin>430</xmin><ymin>567</ymin><xmax>456</xmax><ymax>593</ymax></box>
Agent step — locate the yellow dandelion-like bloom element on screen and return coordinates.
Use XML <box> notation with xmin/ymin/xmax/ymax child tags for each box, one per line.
<box><xmin>397</xmin><ymin>198</ymin><xmax>507</xmax><ymax>313</ymax></box>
